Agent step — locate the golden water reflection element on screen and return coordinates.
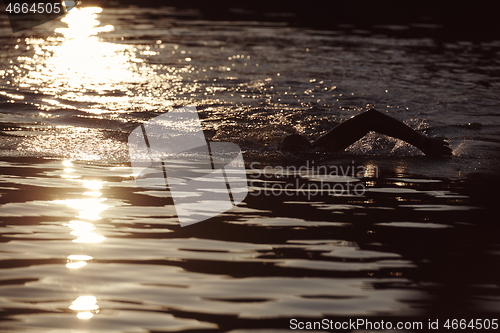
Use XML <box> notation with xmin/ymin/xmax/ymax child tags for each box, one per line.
<box><xmin>58</xmin><ymin>198</ymin><xmax>109</xmax><ymax>221</ymax></box>
<box><xmin>21</xmin><ymin>7</ymin><xmax>149</xmax><ymax>94</ymax></box>
<box><xmin>55</xmin><ymin>160</ymin><xmax>109</xmax><ymax>245</ymax></box>
<box><xmin>70</xmin><ymin>296</ymin><xmax>99</xmax><ymax>319</ymax></box>
<box><xmin>66</xmin><ymin>254</ymin><xmax>93</xmax><ymax>269</ymax></box>
<box><xmin>57</xmin><ymin>160</ymin><xmax>106</xmax><ymax>320</ymax></box>
<box><xmin>63</xmin><ymin>219</ymin><xmax>106</xmax><ymax>243</ymax></box>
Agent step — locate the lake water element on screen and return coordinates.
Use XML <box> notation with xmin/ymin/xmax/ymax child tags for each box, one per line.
<box><xmin>1</xmin><ymin>6</ymin><xmax>500</xmax><ymax>332</ymax></box>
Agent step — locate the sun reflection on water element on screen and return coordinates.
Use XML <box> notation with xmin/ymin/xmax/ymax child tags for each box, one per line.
<box><xmin>66</xmin><ymin>254</ymin><xmax>93</xmax><ymax>269</ymax></box>
<box><xmin>58</xmin><ymin>198</ymin><xmax>109</xmax><ymax>221</ymax></box>
<box><xmin>56</xmin><ymin>160</ymin><xmax>107</xmax><ymax>319</ymax></box>
<box><xmin>20</xmin><ymin>7</ymin><xmax>148</xmax><ymax>94</ymax></box>
<box><xmin>55</xmin><ymin>160</ymin><xmax>109</xmax><ymax>245</ymax></box>
<box><xmin>70</xmin><ymin>296</ymin><xmax>99</xmax><ymax>319</ymax></box>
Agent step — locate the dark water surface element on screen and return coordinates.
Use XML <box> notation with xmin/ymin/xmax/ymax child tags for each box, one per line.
<box><xmin>1</xmin><ymin>6</ymin><xmax>500</xmax><ymax>332</ymax></box>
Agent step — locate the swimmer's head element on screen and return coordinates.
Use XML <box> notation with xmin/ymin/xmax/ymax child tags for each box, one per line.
<box><xmin>278</xmin><ymin>134</ymin><xmax>312</xmax><ymax>152</ymax></box>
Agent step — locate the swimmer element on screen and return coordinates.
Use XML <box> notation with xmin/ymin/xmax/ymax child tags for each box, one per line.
<box><xmin>279</xmin><ymin>108</ymin><xmax>452</xmax><ymax>156</ymax></box>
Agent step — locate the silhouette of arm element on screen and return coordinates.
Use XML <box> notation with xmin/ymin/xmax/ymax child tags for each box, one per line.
<box><xmin>311</xmin><ymin>109</ymin><xmax>452</xmax><ymax>156</ymax></box>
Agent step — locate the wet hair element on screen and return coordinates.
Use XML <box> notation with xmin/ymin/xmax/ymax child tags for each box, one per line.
<box><xmin>278</xmin><ymin>134</ymin><xmax>312</xmax><ymax>152</ymax></box>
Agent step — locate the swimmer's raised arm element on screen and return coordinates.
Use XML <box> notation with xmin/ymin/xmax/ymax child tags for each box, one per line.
<box><xmin>280</xmin><ymin>109</ymin><xmax>452</xmax><ymax>156</ymax></box>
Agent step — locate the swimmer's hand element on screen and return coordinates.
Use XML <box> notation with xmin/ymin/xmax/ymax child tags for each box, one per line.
<box><xmin>421</xmin><ymin>137</ymin><xmax>452</xmax><ymax>156</ymax></box>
